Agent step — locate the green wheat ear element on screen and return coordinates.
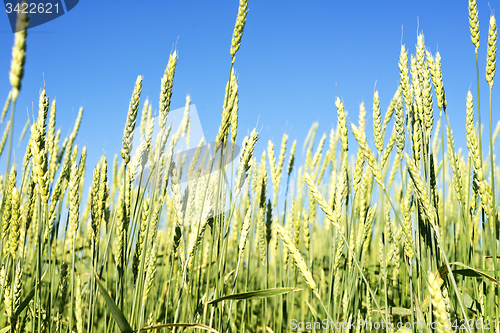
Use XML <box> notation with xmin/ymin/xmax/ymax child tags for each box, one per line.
<box><xmin>428</xmin><ymin>271</ymin><xmax>452</xmax><ymax>333</ymax></box>
<box><xmin>469</xmin><ymin>0</ymin><xmax>480</xmax><ymax>52</ymax></box>
<box><xmin>373</xmin><ymin>90</ymin><xmax>383</xmax><ymax>153</ymax></box>
<box><xmin>277</xmin><ymin>223</ymin><xmax>317</xmax><ymax>292</ymax></box>
<box><xmin>336</xmin><ymin>97</ymin><xmax>348</xmax><ymax>157</ymax></box>
<box><xmin>121</xmin><ymin>75</ymin><xmax>143</xmax><ymax>165</ymax></box>
<box><xmin>230</xmin><ymin>0</ymin><xmax>249</xmax><ymax>61</ymax></box>
<box><xmin>9</xmin><ymin>7</ymin><xmax>29</xmax><ymax>101</ymax></box>
<box><xmin>486</xmin><ymin>14</ymin><xmax>497</xmax><ymax>88</ymax></box>
<box><xmin>159</xmin><ymin>51</ymin><xmax>178</xmax><ymax>131</ymax></box>
<box><xmin>234</xmin><ymin>129</ymin><xmax>258</xmax><ymax>197</ymax></box>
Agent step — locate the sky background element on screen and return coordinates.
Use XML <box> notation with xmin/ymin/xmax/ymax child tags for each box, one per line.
<box><xmin>0</xmin><ymin>0</ymin><xmax>498</xmax><ymax>190</ymax></box>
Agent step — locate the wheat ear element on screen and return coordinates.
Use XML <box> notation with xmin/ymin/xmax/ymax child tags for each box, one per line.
<box><xmin>336</xmin><ymin>97</ymin><xmax>348</xmax><ymax>158</ymax></box>
<box><xmin>428</xmin><ymin>271</ymin><xmax>452</xmax><ymax>333</ymax></box>
<box><xmin>159</xmin><ymin>51</ymin><xmax>178</xmax><ymax>131</ymax></box>
<box><xmin>235</xmin><ymin>129</ymin><xmax>258</xmax><ymax>197</ymax></box>
<box><xmin>486</xmin><ymin>14</ymin><xmax>497</xmax><ymax>88</ymax></box>
<box><xmin>230</xmin><ymin>0</ymin><xmax>249</xmax><ymax>61</ymax></box>
<box><xmin>276</xmin><ymin>224</ymin><xmax>317</xmax><ymax>292</ymax></box>
<box><xmin>373</xmin><ymin>91</ymin><xmax>383</xmax><ymax>153</ymax></box>
<box><xmin>304</xmin><ymin>172</ymin><xmax>339</xmax><ymax>229</ymax></box>
<box><xmin>469</xmin><ymin>0</ymin><xmax>480</xmax><ymax>53</ymax></box>
<box><xmin>9</xmin><ymin>8</ymin><xmax>29</xmax><ymax>101</ymax></box>
<box><xmin>121</xmin><ymin>75</ymin><xmax>143</xmax><ymax>165</ymax></box>
<box><xmin>351</xmin><ymin>123</ymin><xmax>384</xmax><ymax>189</ymax></box>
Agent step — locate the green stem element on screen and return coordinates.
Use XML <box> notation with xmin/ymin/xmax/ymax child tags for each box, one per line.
<box><xmin>488</xmin><ymin>85</ymin><xmax>499</xmax><ymax>330</ymax></box>
<box><xmin>476</xmin><ymin>52</ymin><xmax>483</xmax><ymax>167</ymax></box>
<box><xmin>69</xmin><ymin>235</ymin><xmax>76</xmax><ymax>333</ymax></box>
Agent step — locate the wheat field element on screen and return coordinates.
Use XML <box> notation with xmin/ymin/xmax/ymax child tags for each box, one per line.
<box><xmin>0</xmin><ymin>1</ymin><xmax>499</xmax><ymax>332</ymax></box>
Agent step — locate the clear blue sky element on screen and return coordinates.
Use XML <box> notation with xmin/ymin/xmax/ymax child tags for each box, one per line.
<box><xmin>0</xmin><ymin>1</ymin><xmax>498</xmax><ymax>184</ymax></box>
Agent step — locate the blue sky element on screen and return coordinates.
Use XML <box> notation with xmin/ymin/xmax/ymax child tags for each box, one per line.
<box><xmin>0</xmin><ymin>1</ymin><xmax>498</xmax><ymax>186</ymax></box>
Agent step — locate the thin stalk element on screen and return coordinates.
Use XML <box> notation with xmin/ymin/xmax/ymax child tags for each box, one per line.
<box><xmin>382</xmin><ymin>187</ymin><xmax>473</xmax><ymax>333</ymax></box>
<box><xmin>69</xmin><ymin>234</ymin><xmax>76</xmax><ymax>333</ymax></box>
<box><xmin>476</xmin><ymin>52</ymin><xmax>483</xmax><ymax>166</ymax></box>
<box><xmin>488</xmin><ymin>85</ymin><xmax>499</xmax><ymax>330</ymax></box>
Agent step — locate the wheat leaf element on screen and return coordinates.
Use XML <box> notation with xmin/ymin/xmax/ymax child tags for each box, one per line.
<box><xmin>139</xmin><ymin>323</ymin><xmax>218</xmax><ymax>332</ymax></box>
<box><xmin>96</xmin><ymin>276</ymin><xmax>133</xmax><ymax>333</ymax></box>
<box><xmin>208</xmin><ymin>287</ymin><xmax>301</xmax><ymax>305</ymax></box>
